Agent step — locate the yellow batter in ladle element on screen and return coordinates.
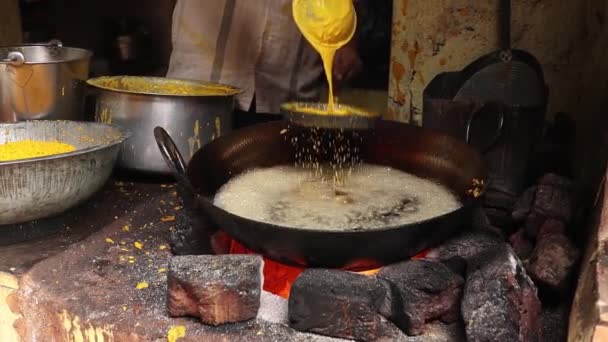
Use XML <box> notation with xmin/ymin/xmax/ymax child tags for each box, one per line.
<box><xmin>292</xmin><ymin>0</ymin><xmax>357</xmax><ymax>114</ymax></box>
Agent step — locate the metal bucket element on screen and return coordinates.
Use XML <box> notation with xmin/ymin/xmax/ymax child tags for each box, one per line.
<box><xmin>0</xmin><ymin>40</ymin><xmax>92</xmax><ymax>122</ymax></box>
<box><xmin>87</xmin><ymin>76</ymin><xmax>239</xmax><ymax>174</ymax></box>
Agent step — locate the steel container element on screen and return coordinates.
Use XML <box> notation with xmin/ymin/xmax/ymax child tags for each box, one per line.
<box><xmin>0</xmin><ymin>120</ymin><xmax>128</xmax><ymax>225</ymax></box>
<box><xmin>0</xmin><ymin>40</ymin><xmax>92</xmax><ymax>122</ymax></box>
<box><xmin>87</xmin><ymin>76</ymin><xmax>239</xmax><ymax>174</ymax></box>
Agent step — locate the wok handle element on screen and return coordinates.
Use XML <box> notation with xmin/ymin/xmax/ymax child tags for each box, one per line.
<box><xmin>465</xmin><ymin>102</ymin><xmax>505</xmax><ymax>154</ymax></box>
<box><xmin>154</xmin><ymin>126</ymin><xmax>188</xmax><ymax>180</ymax></box>
<box><xmin>155</xmin><ymin>126</ymin><xmax>201</xmax><ymax>210</ymax></box>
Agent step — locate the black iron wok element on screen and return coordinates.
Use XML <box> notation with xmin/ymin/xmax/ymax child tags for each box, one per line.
<box><xmin>155</xmin><ymin>120</ymin><xmax>487</xmax><ymax>269</ymax></box>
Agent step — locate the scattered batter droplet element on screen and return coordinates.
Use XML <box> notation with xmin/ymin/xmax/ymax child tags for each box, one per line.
<box><xmin>105</xmin><ymin>238</ymin><xmax>114</xmax><ymax>244</ymax></box>
<box><xmin>167</xmin><ymin>325</ymin><xmax>186</xmax><ymax>342</ymax></box>
<box><xmin>134</xmin><ymin>241</ymin><xmax>144</xmax><ymax>249</ymax></box>
<box><xmin>161</xmin><ymin>215</ymin><xmax>176</xmax><ymax>222</ymax></box>
<box><xmin>135</xmin><ymin>282</ymin><xmax>149</xmax><ymax>290</ymax></box>
<box><xmin>122</xmin><ymin>225</ymin><xmax>130</xmax><ymax>232</ymax></box>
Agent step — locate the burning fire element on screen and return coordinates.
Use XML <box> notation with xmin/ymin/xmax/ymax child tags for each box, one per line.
<box><xmin>222</xmin><ymin>233</ymin><xmax>427</xmax><ymax>298</ymax></box>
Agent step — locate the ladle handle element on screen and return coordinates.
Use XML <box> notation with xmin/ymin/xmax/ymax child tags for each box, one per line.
<box><xmin>154</xmin><ymin>126</ymin><xmax>201</xmax><ymax>210</ymax></box>
<box><xmin>154</xmin><ymin>126</ymin><xmax>188</xmax><ymax>181</ymax></box>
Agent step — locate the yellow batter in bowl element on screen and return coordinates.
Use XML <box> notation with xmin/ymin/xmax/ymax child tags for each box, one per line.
<box><xmin>0</xmin><ymin>140</ymin><xmax>76</xmax><ymax>162</ymax></box>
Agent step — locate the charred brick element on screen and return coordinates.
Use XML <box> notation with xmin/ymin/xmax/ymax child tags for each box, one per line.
<box><xmin>462</xmin><ymin>244</ymin><xmax>542</xmax><ymax>342</ymax></box>
<box><xmin>377</xmin><ymin>259</ymin><xmax>464</xmax><ymax>336</ymax></box>
<box><xmin>526</xmin><ymin>231</ymin><xmax>579</xmax><ymax>294</ymax></box>
<box><xmin>442</xmin><ymin>256</ymin><xmax>467</xmax><ymax>276</ymax></box>
<box><xmin>539</xmin><ymin>173</ymin><xmax>574</xmax><ymax>191</ymax></box>
<box><xmin>533</xmin><ymin>184</ymin><xmax>574</xmax><ymax>223</ymax></box>
<box><xmin>524</xmin><ymin>210</ymin><xmax>547</xmax><ymax>240</ymax></box>
<box><xmin>426</xmin><ymin>229</ymin><xmax>503</xmax><ymax>262</ymax></box>
<box><xmin>167</xmin><ymin>255</ymin><xmax>262</xmax><ymax>325</ymax></box>
<box><xmin>538</xmin><ymin>219</ymin><xmax>567</xmax><ymax>236</ymax></box>
<box><xmin>509</xmin><ymin>228</ymin><xmax>533</xmax><ymax>260</ymax></box>
<box><xmin>512</xmin><ymin>187</ymin><xmax>537</xmax><ymax>223</ymax></box>
<box><xmin>288</xmin><ymin>269</ymin><xmax>388</xmax><ymax>341</ymax></box>
<box><xmin>401</xmin><ymin>322</ymin><xmax>467</xmax><ymax>342</ymax></box>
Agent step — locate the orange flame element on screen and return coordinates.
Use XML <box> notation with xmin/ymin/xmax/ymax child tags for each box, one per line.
<box><xmin>227</xmin><ymin>237</ymin><xmax>429</xmax><ymax>298</ymax></box>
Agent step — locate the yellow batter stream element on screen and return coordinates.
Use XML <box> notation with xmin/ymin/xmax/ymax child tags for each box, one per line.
<box><xmin>292</xmin><ymin>0</ymin><xmax>356</xmax><ymax>114</ymax></box>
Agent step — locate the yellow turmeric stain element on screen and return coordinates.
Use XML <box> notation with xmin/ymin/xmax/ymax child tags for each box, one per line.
<box><xmin>167</xmin><ymin>325</ymin><xmax>186</xmax><ymax>342</ymax></box>
<box><xmin>0</xmin><ymin>140</ymin><xmax>76</xmax><ymax>162</ymax></box>
<box><xmin>215</xmin><ymin>116</ymin><xmax>221</xmax><ymax>139</ymax></box>
<box><xmin>98</xmin><ymin>108</ymin><xmax>112</xmax><ymax>124</ymax></box>
<box><xmin>135</xmin><ymin>282</ymin><xmax>149</xmax><ymax>290</ymax></box>
<box><xmin>293</xmin><ymin>0</ymin><xmax>356</xmax><ymax>113</ymax></box>
<box><xmin>188</xmin><ymin>120</ymin><xmax>201</xmax><ymax>158</ymax></box>
<box><xmin>87</xmin><ymin>76</ymin><xmax>240</xmax><ymax>96</ymax></box>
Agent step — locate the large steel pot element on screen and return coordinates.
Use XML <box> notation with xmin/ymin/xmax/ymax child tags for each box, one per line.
<box><xmin>0</xmin><ymin>40</ymin><xmax>92</xmax><ymax>122</ymax></box>
<box><xmin>0</xmin><ymin>120</ymin><xmax>128</xmax><ymax>225</ymax></box>
<box><xmin>87</xmin><ymin>76</ymin><xmax>239</xmax><ymax>174</ymax></box>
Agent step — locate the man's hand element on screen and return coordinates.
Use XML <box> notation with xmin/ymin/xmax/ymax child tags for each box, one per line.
<box><xmin>332</xmin><ymin>40</ymin><xmax>362</xmax><ymax>88</ymax></box>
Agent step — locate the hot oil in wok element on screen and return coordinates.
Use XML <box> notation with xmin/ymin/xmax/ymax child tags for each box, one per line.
<box><xmin>213</xmin><ymin>164</ymin><xmax>462</xmax><ymax>231</ymax></box>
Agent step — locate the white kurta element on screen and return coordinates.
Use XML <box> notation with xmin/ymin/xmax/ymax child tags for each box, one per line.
<box><xmin>167</xmin><ymin>0</ymin><xmax>324</xmax><ymax>113</ymax></box>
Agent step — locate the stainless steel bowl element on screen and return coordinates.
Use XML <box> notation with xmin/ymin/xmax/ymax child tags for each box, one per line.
<box><xmin>0</xmin><ymin>120</ymin><xmax>128</xmax><ymax>225</ymax></box>
<box><xmin>87</xmin><ymin>76</ymin><xmax>239</xmax><ymax>174</ymax></box>
<box><xmin>0</xmin><ymin>40</ymin><xmax>92</xmax><ymax>122</ymax></box>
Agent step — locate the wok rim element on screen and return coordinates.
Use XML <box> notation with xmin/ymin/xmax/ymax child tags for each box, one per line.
<box><xmin>0</xmin><ymin>120</ymin><xmax>130</xmax><ymax>167</ymax></box>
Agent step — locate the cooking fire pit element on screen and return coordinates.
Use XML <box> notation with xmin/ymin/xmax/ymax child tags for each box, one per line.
<box><xmin>0</xmin><ymin>169</ymin><xmax>600</xmax><ymax>341</ymax></box>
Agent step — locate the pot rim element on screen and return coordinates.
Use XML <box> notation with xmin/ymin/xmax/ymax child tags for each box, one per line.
<box><xmin>0</xmin><ymin>45</ymin><xmax>93</xmax><ymax>65</ymax></box>
<box><xmin>86</xmin><ymin>76</ymin><xmax>242</xmax><ymax>98</ymax></box>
